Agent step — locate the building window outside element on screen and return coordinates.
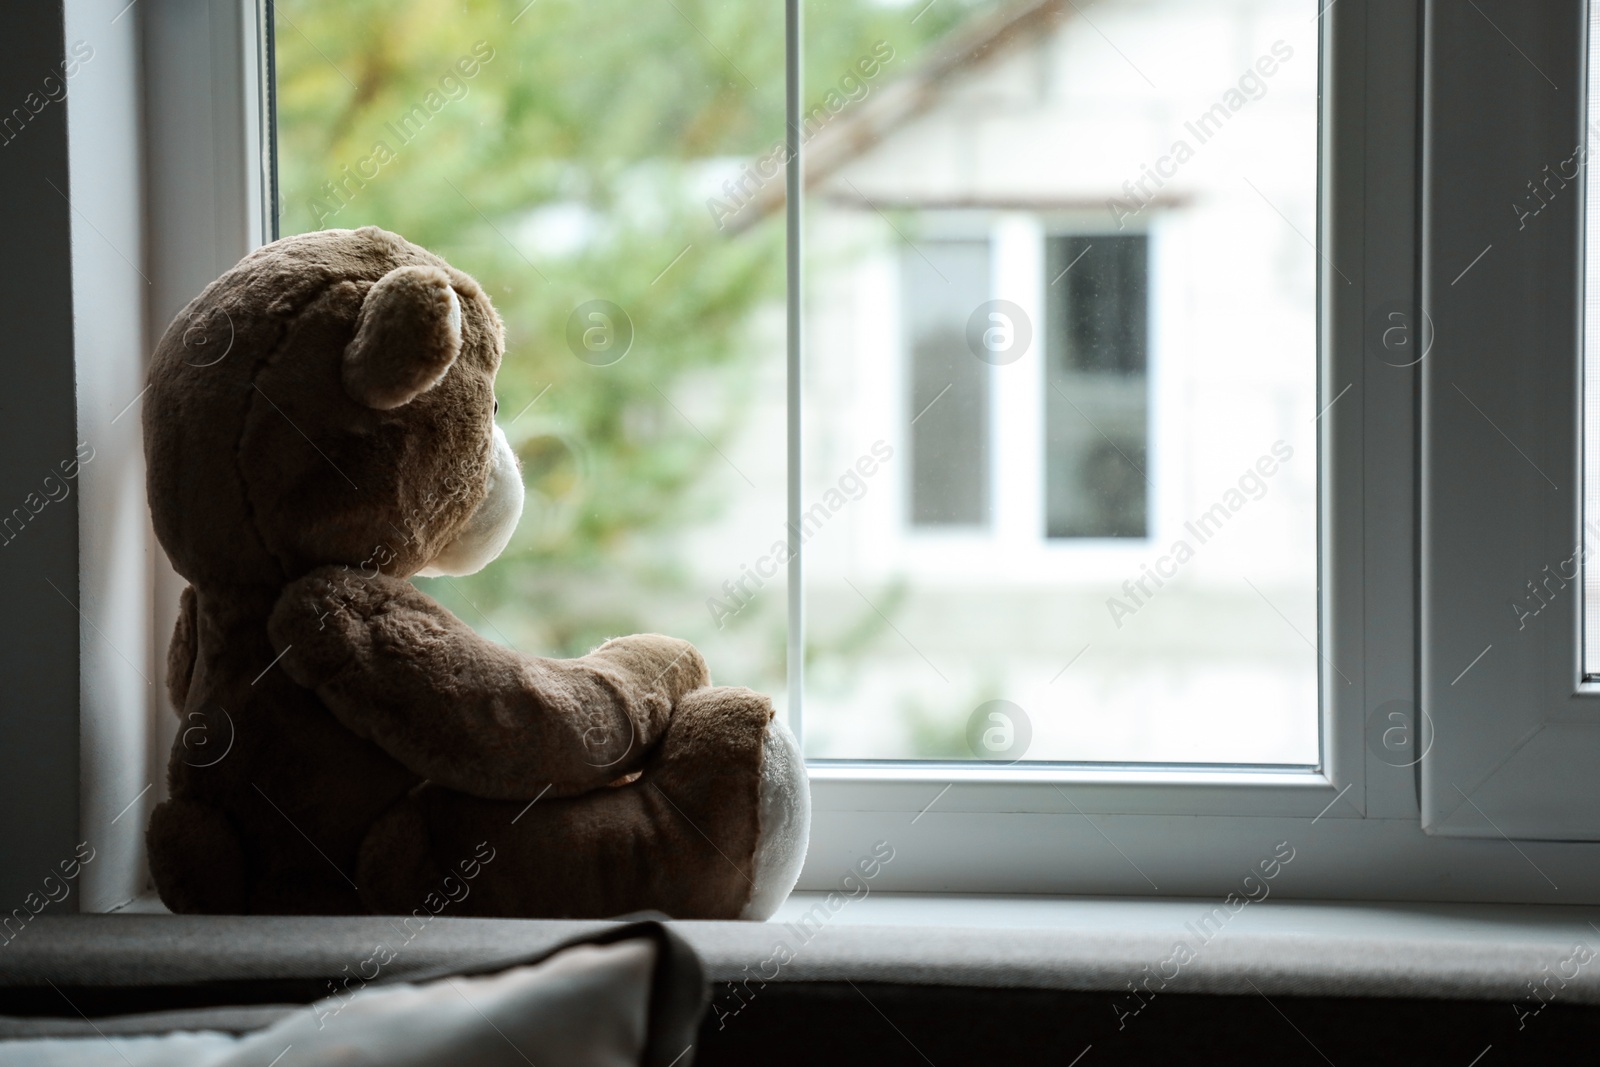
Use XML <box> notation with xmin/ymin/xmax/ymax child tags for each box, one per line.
<box><xmin>904</xmin><ymin>230</ymin><xmax>1151</xmax><ymax>542</ymax></box>
<box><xmin>906</xmin><ymin>238</ymin><xmax>993</xmax><ymax>528</ymax></box>
<box><xmin>1045</xmin><ymin>234</ymin><xmax>1149</xmax><ymax>540</ymax></box>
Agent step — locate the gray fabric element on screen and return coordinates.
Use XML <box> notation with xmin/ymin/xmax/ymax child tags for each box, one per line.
<box><xmin>0</xmin><ymin>1010</ymin><xmax>291</xmax><ymax>1039</ymax></box>
<box><xmin>4</xmin><ymin>899</ymin><xmax>1598</xmax><ymax>1008</ymax></box>
<box><xmin>0</xmin><ymin>916</ymin><xmax>601</xmax><ymax>988</ymax></box>
<box><xmin>686</xmin><ymin>920</ymin><xmax>1600</xmax><ymax>1003</ymax></box>
<box><xmin>0</xmin><ymin>938</ymin><xmax>658</xmax><ymax>1066</ymax></box>
<box><xmin>0</xmin><ymin>1033</ymin><xmax>236</xmax><ymax>1067</ymax></box>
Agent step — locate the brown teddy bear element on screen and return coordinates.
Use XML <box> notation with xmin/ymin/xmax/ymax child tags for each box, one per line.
<box><xmin>143</xmin><ymin>226</ymin><xmax>808</xmax><ymax>919</ymax></box>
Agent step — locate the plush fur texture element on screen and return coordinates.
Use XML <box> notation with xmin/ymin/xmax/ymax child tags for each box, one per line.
<box><xmin>741</xmin><ymin>715</ymin><xmax>810</xmax><ymax>921</ymax></box>
<box><xmin>144</xmin><ymin>226</ymin><xmax>809</xmax><ymax>919</ymax></box>
<box><xmin>418</xmin><ymin>424</ymin><xmax>524</xmax><ymax>577</ymax></box>
<box><xmin>342</xmin><ymin>265</ymin><xmax>464</xmax><ymax>410</ymax></box>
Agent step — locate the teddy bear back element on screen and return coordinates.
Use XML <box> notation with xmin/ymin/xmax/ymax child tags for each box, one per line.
<box><xmin>144</xmin><ymin>227</ymin><xmax>504</xmax><ymax>590</ymax></box>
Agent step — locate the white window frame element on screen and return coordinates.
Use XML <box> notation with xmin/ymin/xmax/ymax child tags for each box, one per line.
<box><xmin>795</xmin><ymin>0</ymin><xmax>1600</xmax><ymax>903</ymax></box>
<box><xmin>1419</xmin><ymin>0</ymin><xmax>1600</xmax><ymax>842</ymax></box>
<box><xmin>80</xmin><ymin>0</ymin><xmax>1600</xmax><ymax>908</ymax></box>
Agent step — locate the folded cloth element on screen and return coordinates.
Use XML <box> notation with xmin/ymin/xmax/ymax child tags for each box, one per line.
<box><xmin>0</xmin><ymin>920</ymin><xmax>704</xmax><ymax>1067</ymax></box>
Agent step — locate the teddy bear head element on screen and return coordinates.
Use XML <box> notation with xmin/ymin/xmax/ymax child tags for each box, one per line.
<box><xmin>145</xmin><ymin>226</ymin><xmax>524</xmax><ymax>589</ymax></box>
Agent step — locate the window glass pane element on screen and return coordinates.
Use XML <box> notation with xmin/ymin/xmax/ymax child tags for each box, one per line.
<box><xmin>1045</xmin><ymin>234</ymin><xmax>1149</xmax><ymax>539</ymax></box>
<box><xmin>273</xmin><ymin>3</ymin><xmax>790</xmax><ymax>705</ymax></box>
<box><xmin>1052</xmin><ymin>234</ymin><xmax>1149</xmax><ymax>377</ymax></box>
<box><xmin>802</xmin><ymin>0</ymin><xmax>1321</xmax><ymax>763</ymax></box>
<box><xmin>274</xmin><ymin>0</ymin><xmax>1322</xmax><ymax>767</ymax></box>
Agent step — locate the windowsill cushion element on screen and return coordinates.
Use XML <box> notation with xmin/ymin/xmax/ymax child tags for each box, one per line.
<box><xmin>2</xmin><ymin>893</ymin><xmax>1597</xmax><ymax>1010</ymax></box>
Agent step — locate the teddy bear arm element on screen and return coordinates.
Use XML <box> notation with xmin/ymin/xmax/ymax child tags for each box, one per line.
<box><xmin>271</xmin><ymin>573</ymin><xmax>664</xmax><ymax>797</ymax></box>
<box><xmin>273</xmin><ymin>569</ymin><xmax>717</xmax><ymax>798</ymax></box>
<box><xmin>417</xmin><ymin>633</ymin><xmax>713</xmax><ymax>790</ymax></box>
<box><xmin>313</xmin><ymin>653</ymin><xmax>663</xmax><ymax>800</ymax></box>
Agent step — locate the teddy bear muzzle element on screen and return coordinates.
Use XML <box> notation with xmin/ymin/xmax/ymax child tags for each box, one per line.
<box><xmin>419</xmin><ymin>423</ymin><xmax>525</xmax><ymax>577</ymax></box>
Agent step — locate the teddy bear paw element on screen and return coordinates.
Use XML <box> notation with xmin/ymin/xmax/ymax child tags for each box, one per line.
<box><xmin>589</xmin><ymin>634</ymin><xmax>711</xmax><ymax>703</ymax></box>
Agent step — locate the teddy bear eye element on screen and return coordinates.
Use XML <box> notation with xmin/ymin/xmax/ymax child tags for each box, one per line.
<box><xmin>493</xmin><ymin>400</ymin><xmax>499</xmax><ymax>416</ymax></box>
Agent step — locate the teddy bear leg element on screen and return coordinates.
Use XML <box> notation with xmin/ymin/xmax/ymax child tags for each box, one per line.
<box><xmin>354</xmin><ymin>686</ymin><xmax>809</xmax><ymax>920</ymax></box>
<box><xmin>588</xmin><ymin>684</ymin><xmax>810</xmax><ymax>919</ymax></box>
<box><xmin>738</xmin><ymin>708</ymin><xmax>810</xmax><ymax>920</ymax></box>
<box><xmin>354</xmin><ymin>790</ymin><xmax>452</xmax><ymax>916</ymax></box>
<box><xmin>147</xmin><ymin>797</ymin><xmax>248</xmax><ymax>914</ymax></box>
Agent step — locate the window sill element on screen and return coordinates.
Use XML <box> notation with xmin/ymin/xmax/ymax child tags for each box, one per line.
<box><xmin>731</xmin><ymin>892</ymin><xmax>1597</xmax><ymax>1003</ymax></box>
<box><xmin>50</xmin><ymin>892</ymin><xmax>1600</xmax><ymax>1007</ymax></box>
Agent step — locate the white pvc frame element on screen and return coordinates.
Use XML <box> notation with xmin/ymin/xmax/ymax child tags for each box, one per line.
<box><xmin>107</xmin><ymin>0</ymin><xmax>1600</xmax><ymax>907</ymax></box>
<box><xmin>790</xmin><ymin>0</ymin><xmax>1600</xmax><ymax>903</ymax></box>
<box><xmin>1419</xmin><ymin>0</ymin><xmax>1600</xmax><ymax>842</ymax></box>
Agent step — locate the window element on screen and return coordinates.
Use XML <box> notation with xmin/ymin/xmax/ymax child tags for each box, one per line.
<box><xmin>1419</xmin><ymin>0</ymin><xmax>1600</xmax><ymax>842</ymax></box>
<box><xmin>70</xmin><ymin>0</ymin><xmax>1600</xmax><ymax>907</ymax></box>
<box><xmin>902</xmin><ymin>229</ymin><xmax>1156</xmax><ymax>541</ymax></box>
<box><xmin>1044</xmin><ymin>233</ymin><xmax>1150</xmax><ymax>540</ymax></box>
<box><xmin>799</xmin><ymin>0</ymin><xmax>1319</xmax><ymax>764</ymax></box>
<box><xmin>272</xmin><ymin>0</ymin><xmax>792</xmax><ymax>722</ymax></box>
<box><xmin>906</xmin><ymin>236</ymin><xmax>992</xmax><ymax>528</ymax></box>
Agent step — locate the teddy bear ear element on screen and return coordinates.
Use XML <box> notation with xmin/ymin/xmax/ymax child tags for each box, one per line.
<box><xmin>342</xmin><ymin>265</ymin><xmax>463</xmax><ymax>410</ymax></box>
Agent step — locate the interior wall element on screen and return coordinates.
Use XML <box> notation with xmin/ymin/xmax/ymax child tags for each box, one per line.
<box><xmin>0</xmin><ymin>2</ymin><xmax>84</xmax><ymax>913</ymax></box>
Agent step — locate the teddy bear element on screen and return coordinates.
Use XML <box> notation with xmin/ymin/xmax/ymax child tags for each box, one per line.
<box><xmin>143</xmin><ymin>225</ymin><xmax>809</xmax><ymax>920</ymax></box>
